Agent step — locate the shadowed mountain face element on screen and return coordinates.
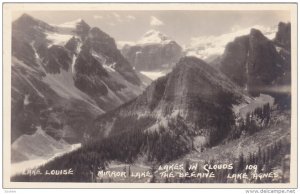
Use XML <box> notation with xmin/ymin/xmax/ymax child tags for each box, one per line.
<box><xmin>217</xmin><ymin>24</ymin><xmax>291</xmax><ymax>102</ymax></box>
<box><xmin>73</xmin><ymin>27</ymin><xmax>141</xmax><ymax>98</ymax></box>
<box><xmin>11</xmin><ymin>14</ymin><xmax>147</xmax><ymax>159</ymax></box>
<box><xmin>121</xmin><ymin>30</ymin><xmax>183</xmax><ymax>71</ymax></box>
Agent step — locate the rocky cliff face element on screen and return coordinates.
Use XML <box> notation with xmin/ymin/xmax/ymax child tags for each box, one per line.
<box><xmin>217</xmin><ymin>24</ymin><xmax>290</xmax><ymax>99</ymax></box>
<box><xmin>11</xmin><ymin>14</ymin><xmax>147</xmax><ymax>161</ymax></box>
<box><xmin>121</xmin><ymin>30</ymin><xmax>183</xmax><ymax>71</ymax></box>
<box><xmin>274</xmin><ymin>22</ymin><xmax>291</xmax><ymax>50</ymax></box>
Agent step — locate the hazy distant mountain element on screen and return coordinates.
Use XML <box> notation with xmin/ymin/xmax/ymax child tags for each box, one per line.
<box><xmin>11</xmin><ymin>14</ymin><xmax>148</xmax><ymax>162</ymax></box>
<box><xmin>121</xmin><ymin>30</ymin><xmax>183</xmax><ymax>72</ymax></box>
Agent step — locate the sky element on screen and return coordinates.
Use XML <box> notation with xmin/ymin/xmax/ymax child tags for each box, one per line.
<box><xmin>12</xmin><ymin>10</ymin><xmax>290</xmax><ymax>45</ymax></box>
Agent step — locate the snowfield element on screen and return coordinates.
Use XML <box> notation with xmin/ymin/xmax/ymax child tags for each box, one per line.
<box><xmin>140</xmin><ymin>71</ymin><xmax>167</xmax><ymax>80</ymax></box>
<box><xmin>137</xmin><ymin>30</ymin><xmax>172</xmax><ymax>45</ymax></box>
<box><xmin>45</xmin><ymin>32</ymin><xmax>74</xmax><ymax>47</ymax></box>
<box><xmin>185</xmin><ymin>25</ymin><xmax>277</xmax><ymax>60</ymax></box>
<box><xmin>117</xmin><ymin>29</ymin><xmax>174</xmax><ymax>49</ymax></box>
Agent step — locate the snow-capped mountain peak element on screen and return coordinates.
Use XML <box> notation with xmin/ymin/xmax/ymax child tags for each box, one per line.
<box><xmin>137</xmin><ymin>29</ymin><xmax>172</xmax><ymax>45</ymax></box>
<box><xmin>121</xmin><ymin>29</ymin><xmax>183</xmax><ymax>72</ymax></box>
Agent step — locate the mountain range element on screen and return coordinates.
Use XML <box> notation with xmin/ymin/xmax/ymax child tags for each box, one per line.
<box><xmin>10</xmin><ymin>14</ymin><xmax>291</xmax><ymax>183</ymax></box>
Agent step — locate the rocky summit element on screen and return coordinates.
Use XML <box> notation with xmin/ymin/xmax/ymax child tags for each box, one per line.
<box><xmin>121</xmin><ymin>30</ymin><xmax>183</xmax><ymax>71</ymax></box>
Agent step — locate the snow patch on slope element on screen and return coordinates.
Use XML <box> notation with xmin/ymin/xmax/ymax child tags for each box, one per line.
<box><xmin>140</xmin><ymin>71</ymin><xmax>166</xmax><ymax>80</ymax></box>
<box><xmin>24</xmin><ymin>94</ymin><xmax>30</xmax><ymax>105</ymax></box>
<box><xmin>91</xmin><ymin>50</ymin><xmax>116</xmax><ymax>72</ymax></box>
<box><xmin>45</xmin><ymin>32</ymin><xmax>74</xmax><ymax>47</ymax></box>
<box><xmin>118</xmin><ymin>30</ymin><xmax>173</xmax><ymax>49</ymax></box>
<box><xmin>138</xmin><ymin>30</ymin><xmax>172</xmax><ymax>45</ymax></box>
<box><xmin>71</xmin><ymin>42</ymin><xmax>82</xmax><ymax>73</ymax></box>
<box><xmin>71</xmin><ymin>54</ymin><xmax>77</xmax><ymax>73</ymax></box>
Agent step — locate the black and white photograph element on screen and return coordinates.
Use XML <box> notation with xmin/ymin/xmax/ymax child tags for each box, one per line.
<box><xmin>2</xmin><ymin>3</ymin><xmax>297</xmax><ymax>189</ymax></box>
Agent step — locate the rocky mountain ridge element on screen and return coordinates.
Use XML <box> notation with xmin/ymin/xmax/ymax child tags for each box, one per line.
<box><xmin>11</xmin><ymin>14</ymin><xmax>148</xmax><ymax>162</ymax></box>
